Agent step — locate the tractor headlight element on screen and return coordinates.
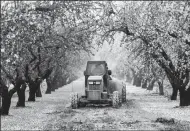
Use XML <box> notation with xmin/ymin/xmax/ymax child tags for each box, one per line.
<box><xmin>89</xmin><ymin>82</ymin><xmax>93</xmax><ymax>84</ymax></box>
<box><xmin>88</xmin><ymin>81</ymin><xmax>101</xmax><ymax>85</ymax></box>
<box><xmin>96</xmin><ymin>81</ymin><xmax>101</xmax><ymax>84</ymax></box>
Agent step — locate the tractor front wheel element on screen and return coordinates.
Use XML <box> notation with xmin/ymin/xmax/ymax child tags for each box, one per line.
<box><xmin>71</xmin><ymin>92</ymin><xmax>79</xmax><ymax>109</ymax></box>
<box><xmin>112</xmin><ymin>91</ymin><xmax>121</xmax><ymax>108</ymax></box>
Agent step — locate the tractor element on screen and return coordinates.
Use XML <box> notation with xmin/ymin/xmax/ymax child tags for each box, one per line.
<box><xmin>70</xmin><ymin>61</ymin><xmax>126</xmax><ymax>108</ymax></box>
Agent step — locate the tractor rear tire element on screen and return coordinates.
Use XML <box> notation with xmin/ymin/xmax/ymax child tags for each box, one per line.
<box><xmin>122</xmin><ymin>86</ymin><xmax>126</xmax><ymax>102</ymax></box>
<box><xmin>112</xmin><ymin>91</ymin><xmax>121</xmax><ymax>108</ymax></box>
<box><xmin>71</xmin><ymin>92</ymin><xmax>79</xmax><ymax>109</ymax></box>
<box><xmin>78</xmin><ymin>99</ymin><xmax>86</xmax><ymax>107</ymax></box>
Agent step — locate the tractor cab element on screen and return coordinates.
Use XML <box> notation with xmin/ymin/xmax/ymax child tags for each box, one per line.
<box><xmin>83</xmin><ymin>61</ymin><xmax>112</xmax><ymax>100</ymax></box>
<box><xmin>84</xmin><ymin>61</ymin><xmax>111</xmax><ymax>87</ymax></box>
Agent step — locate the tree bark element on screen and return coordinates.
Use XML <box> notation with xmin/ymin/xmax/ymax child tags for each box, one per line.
<box><xmin>142</xmin><ymin>79</ymin><xmax>148</xmax><ymax>89</ymax></box>
<box><xmin>133</xmin><ymin>75</ymin><xmax>137</xmax><ymax>86</ymax></box>
<box><xmin>53</xmin><ymin>77</ymin><xmax>58</xmax><ymax>89</ymax></box>
<box><xmin>179</xmin><ymin>87</ymin><xmax>186</xmax><ymax>106</ymax></box>
<box><xmin>16</xmin><ymin>83</ymin><xmax>27</xmax><ymax>107</ymax></box>
<box><xmin>28</xmin><ymin>80</ymin><xmax>41</xmax><ymax>101</ymax></box>
<box><xmin>45</xmin><ymin>78</ymin><xmax>51</xmax><ymax>94</ymax></box>
<box><xmin>55</xmin><ymin>84</ymin><xmax>58</xmax><ymax>89</ymax></box>
<box><xmin>1</xmin><ymin>87</ymin><xmax>17</xmax><ymax>115</ymax></box>
<box><xmin>48</xmin><ymin>78</ymin><xmax>55</xmax><ymax>92</ymax></box>
<box><xmin>0</xmin><ymin>68</ymin><xmax>25</xmax><ymax>114</ymax></box>
<box><xmin>51</xmin><ymin>84</ymin><xmax>55</xmax><ymax>91</ymax></box>
<box><xmin>1</xmin><ymin>87</ymin><xmax>9</xmax><ymax>115</ymax></box>
<box><xmin>28</xmin><ymin>83</ymin><xmax>36</xmax><ymax>101</ymax></box>
<box><xmin>157</xmin><ymin>81</ymin><xmax>164</xmax><ymax>95</ymax></box>
<box><xmin>135</xmin><ymin>76</ymin><xmax>142</xmax><ymax>87</ymax></box>
<box><xmin>36</xmin><ymin>84</ymin><xmax>42</xmax><ymax>97</ymax></box>
<box><xmin>1</xmin><ymin>88</ymin><xmax>10</xmax><ymax>115</ymax></box>
<box><xmin>147</xmin><ymin>78</ymin><xmax>156</xmax><ymax>90</ymax></box>
<box><xmin>171</xmin><ymin>87</ymin><xmax>178</xmax><ymax>100</ymax></box>
<box><xmin>185</xmin><ymin>87</ymin><xmax>190</xmax><ymax>106</ymax></box>
<box><xmin>1</xmin><ymin>84</ymin><xmax>12</xmax><ymax>115</ymax></box>
<box><xmin>179</xmin><ymin>86</ymin><xmax>190</xmax><ymax>106</ymax></box>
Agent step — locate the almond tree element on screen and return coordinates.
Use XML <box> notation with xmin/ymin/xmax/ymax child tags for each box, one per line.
<box><xmin>0</xmin><ymin>1</ymin><xmax>101</xmax><ymax>115</ymax></box>
<box><xmin>97</xmin><ymin>1</ymin><xmax>190</xmax><ymax>106</ymax></box>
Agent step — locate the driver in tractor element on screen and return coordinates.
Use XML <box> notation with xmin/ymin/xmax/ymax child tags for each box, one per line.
<box><xmin>90</xmin><ymin>64</ymin><xmax>104</xmax><ymax>76</ymax></box>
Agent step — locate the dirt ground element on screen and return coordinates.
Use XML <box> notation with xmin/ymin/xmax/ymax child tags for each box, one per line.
<box><xmin>1</xmin><ymin>78</ymin><xmax>190</xmax><ymax>130</ymax></box>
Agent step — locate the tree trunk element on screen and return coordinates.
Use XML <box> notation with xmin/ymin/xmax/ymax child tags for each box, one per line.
<box><xmin>171</xmin><ymin>87</ymin><xmax>178</xmax><ymax>100</ymax></box>
<box><xmin>36</xmin><ymin>84</ymin><xmax>42</xmax><ymax>97</ymax></box>
<box><xmin>63</xmin><ymin>77</ymin><xmax>67</xmax><ymax>85</ymax></box>
<box><xmin>133</xmin><ymin>75</ymin><xmax>137</xmax><ymax>86</ymax></box>
<box><xmin>1</xmin><ymin>87</ymin><xmax>10</xmax><ymax>115</ymax></box>
<box><xmin>54</xmin><ymin>79</ymin><xmax>58</xmax><ymax>89</ymax></box>
<box><xmin>142</xmin><ymin>79</ymin><xmax>148</xmax><ymax>89</ymax></box>
<box><xmin>28</xmin><ymin>81</ymin><xmax>38</xmax><ymax>101</ymax></box>
<box><xmin>179</xmin><ymin>86</ymin><xmax>190</xmax><ymax>106</ymax></box>
<box><xmin>186</xmin><ymin>87</ymin><xmax>190</xmax><ymax>106</ymax></box>
<box><xmin>126</xmin><ymin>73</ymin><xmax>132</xmax><ymax>83</ymax></box>
<box><xmin>50</xmin><ymin>78</ymin><xmax>55</xmax><ymax>92</ymax></box>
<box><xmin>1</xmin><ymin>77</ymin><xmax>25</xmax><ymax>114</ymax></box>
<box><xmin>45</xmin><ymin>79</ymin><xmax>51</xmax><ymax>94</ymax></box>
<box><xmin>55</xmin><ymin>83</ymin><xmax>58</xmax><ymax>89</ymax></box>
<box><xmin>16</xmin><ymin>83</ymin><xmax>27</xmax><ymax>107</ymax></box>
<box><xmin>136</xmin><ymin>76</ymin><xmax>142</xmax><ymax>87</ymax></box>
<box><xmin>1</xmin><ymin>87</ymin><xmax>9</xmax><ymax>115</ymax></box>
<box><xmin>157</xmin><ymin>81</ymin><xmax>164</xmax><ymax>95</ymax></box>
<box><xmin>1</xmin><ymin>85</ymin><xmax>11</xmax><ymax>115</ymax></box>
<box><xmin>51</xmin><ymin>84</ymin><xmax>55</xmax><ymax>91</ymax></box>
<box><xmin>28</xmin><ymin>84</ymin><xmax>36</xmax><ymax>101</ymax></box>
<box><xmin>54</xmin><ymin>77</ymin><xmax>59</xmax><ymax>89</ymax></box>
<box><xmin>179</xmin><ymin>87</ymin><xmax>186</xmax><ymax>106</ymax></box>
<box><xmin>147</xmin><ymin>78</ymin><xmax>156</xmax><ymax>90</ymax></box>
<box><xmin>28</xmin><ymin>78</ymin><xmax>42</xmax><ymax>101</ymax></box>
<box><xmin>1</xmin><ymin>87</ymin><xmax>17</xmax><ymax>115</ymax></box>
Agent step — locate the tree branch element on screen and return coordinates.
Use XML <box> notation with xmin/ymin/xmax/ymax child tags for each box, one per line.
<box><xmin>27</xmin><ymin>46</ymin><xmax>37</xmax><ymax>64</ymax></box>
<box><xmin>105</xmin><ymin>25</ymin><xmax>134</xmax><ymax>36</ymax></box>
<box><xmin>0</xmin><ymin>64</ymin><xmax>15</xmax><ymax>85</ymax></box>
<box><xmin>41</xmin><ymin>67</ymin><xmax>54</xmax><ymax>80</ymax></box>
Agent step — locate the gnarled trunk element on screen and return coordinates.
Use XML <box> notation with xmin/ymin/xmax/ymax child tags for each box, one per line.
<box><xmin>186</xmin><ymin>87</ymin><xmax>190</xmax><ymax>106</ymax></box>
<box><xmin>135</xmin><ymin>76</ymin><xmax>142</xmax><ymax>87</ymax></box>
<box><xmin>171</xmin><ymin>87</ymin><xmax>178</xmax><ymax>100</ymax></box>
<box><xmin>16</xmin><ymin>83</ymin><xmax>27</xmax><ymax>107</ymax></box>
<box><xmin>132</xmin><ymin>75</ymin><xmax>137</xmax><ymax>86</ymax></box>
<box><xmin>1</xmin><ymin>84</ymin><xmax>13</xmax><ymax>115</ymax></box>
<box><xmin>133</xmin><ymin>76</ymin><xmax>142</xmax><ymax>87</ymax></box>
<box><xmin>28</xmin><ymin>80</ymin><xmax>41</xmax><ymax>101</ymax></box>
<box><xmin>36</xmin><ymin>84</ymin><xmax>42</xmax><ymax>97</ymax></box>
<box><xmin>179</xmin><ymin>86</ymin><xmax>190</xmax><ymax>106</ymax></box>
<box><xmin>55</xmin><ymin>83</ymin><xmax>59</xmax><ymax>89</ymax></box>
<box><xmin>142</xmin><ymin>79</ymin><xmax>148</xmax><ymax>89</ymax></box>
<box><xmin>157</xmin><ymin>81</ymin><xmax>164</xmax><ymax>95</ymax></box>
<box><xmin>1</xmin><ymin>76</ymin><xmax>24</xmax><ymax>114</ymax></box>
<box><xmin>1</xmin><ymin>87</ymin><xmax>9</xmax><ymax>115</ymax></box>
<box><xmin>50</xmin><ymin>79</ymin><xmax>55</xmax><ymax>92</ymax></box>
<box><xmin>179</xmin><ymin>87</ymin><xmax>186</xmax><ymax>106</ymax></box>
<box><xmin>28</xmin><ymin>83</ymin><xmax>36</xmax><ymax>101</ymax></box>
<box><xmin>45</xmin><ymin>78</ymin><xmax>52</xmax><ymax>94</ymax></box>
<box><xmin>147</xmin><ymin>78</ymin><xmax>156</xmax><ymax>90</ymax></box>
<box><xmin>51</xmin><ymin>85</ymin><xmax>55</xmax><ymax>91</ymax></box>
<box><xmin>1</xmin><ymin>87</ymin><xmax>17</xmax><ymax>115</ymax></box>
